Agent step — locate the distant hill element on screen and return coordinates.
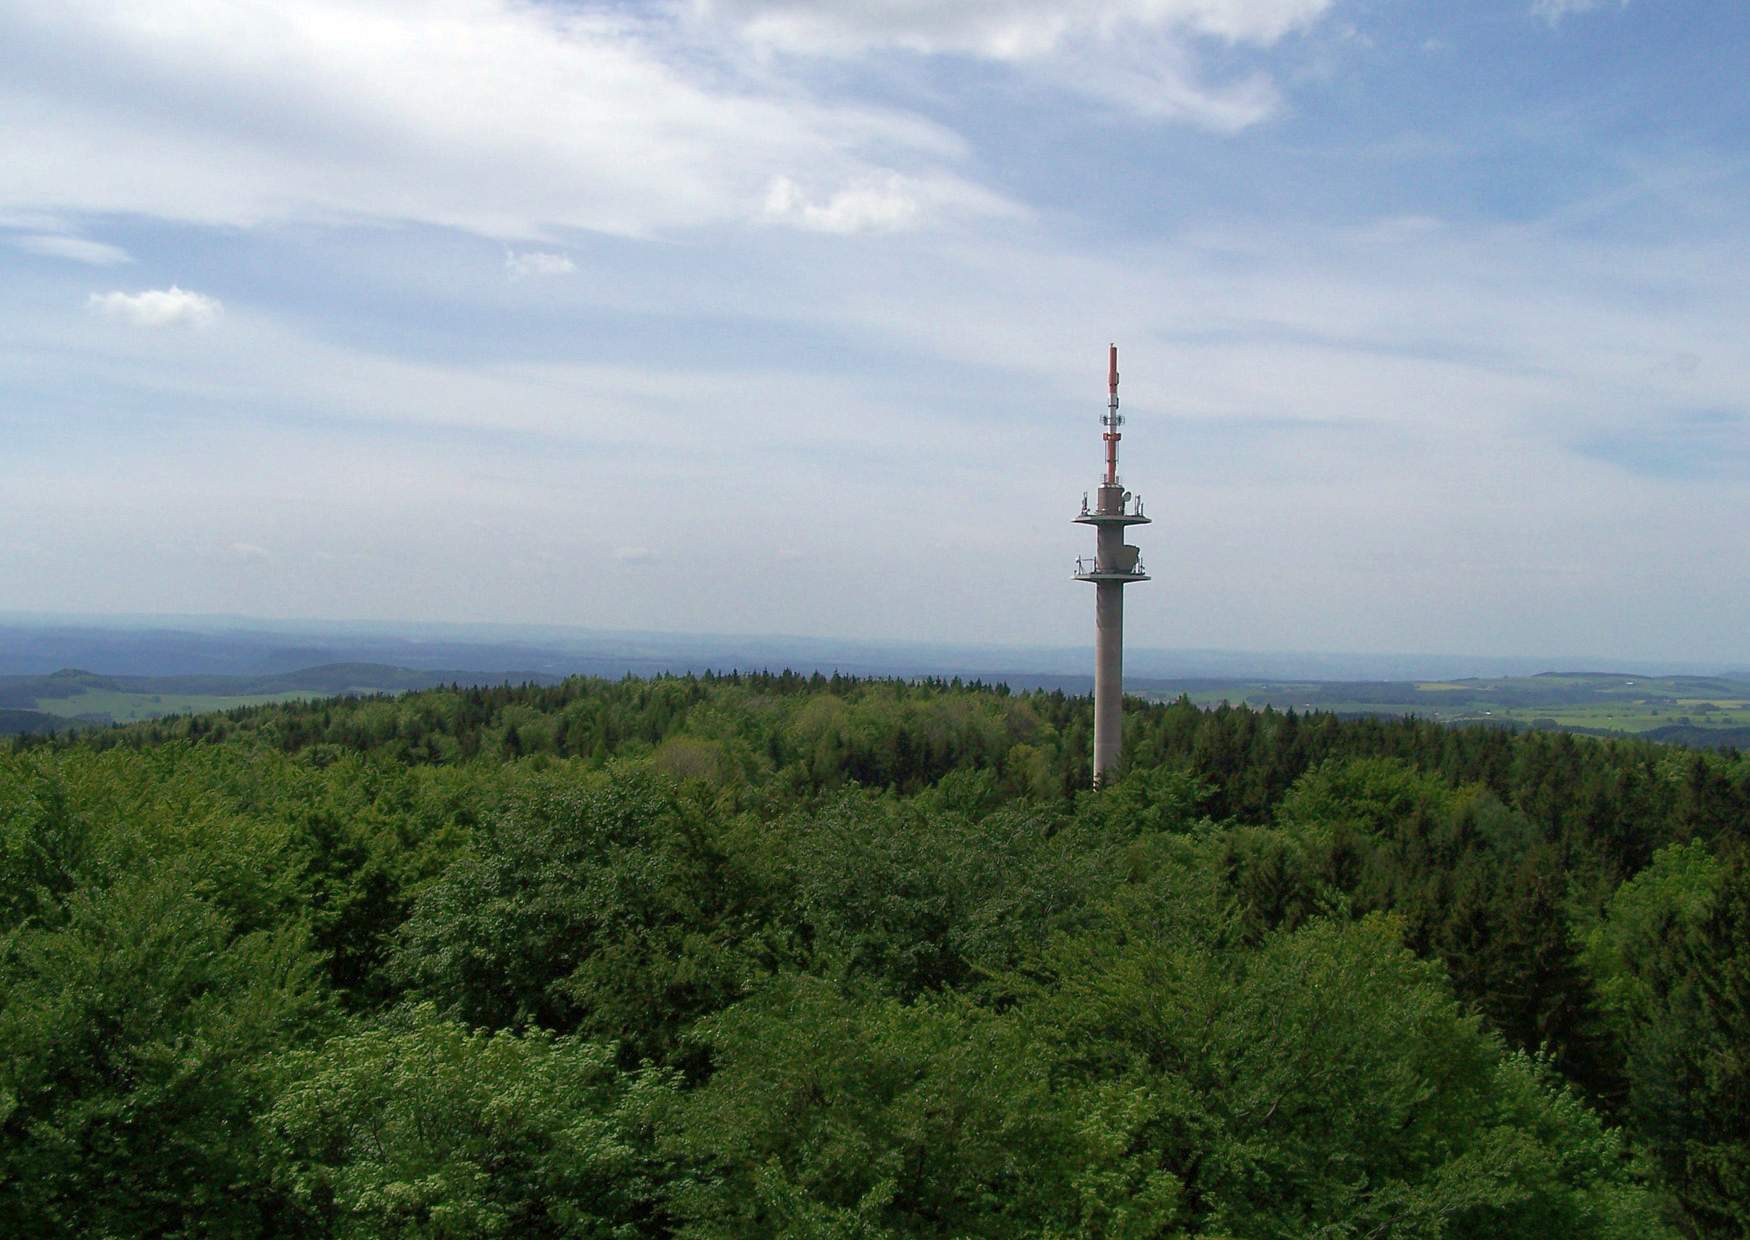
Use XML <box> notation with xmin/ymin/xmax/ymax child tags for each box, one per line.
<box><xmin>4</xmin><ymin>614</ymin><xmax>1745</xmax><ymax>684</ymax></box>
<box><xmin>7</xmin><ymin>659</ymin><xmax>1750</xmax><ymax>750</ymax></box>
<box><xmin>0</xmin><ymin>664</ymin><xmax>564</xmax><ymax>733</ymax></box>
<box><xmin>0</xmin><ymin>708</ymin><xmax>59</xmax><ymax>734</ymax></box>
<box><xmin>3</xmin><ymin>615</ymin><xmax>1745</xmax><ymax>746</ymax></box>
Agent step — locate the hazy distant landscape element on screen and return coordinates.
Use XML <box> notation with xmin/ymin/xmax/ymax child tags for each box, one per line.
<box><xmin>6</xmin><ymin>617</ymin><xmax>1750</xmax><ymax>751</ymax></box>
<box><xmin>6</xmin><ymin>616</ymin><xmax>1750</xmax><ymax>749</ymax></box>
<box><xmin>0</xmin><ymin>665</ymin><xmax>557</xmax><ymax>734</ymax></box>
<box><xmin>1158</xmin><ymin>672</ymin><xmax>1750</xmax><ymax>749</ymax></box>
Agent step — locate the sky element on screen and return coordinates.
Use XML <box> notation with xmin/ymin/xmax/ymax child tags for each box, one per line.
<box><xmin>3</xmin><ymin>0</ymin><xmax>1748</xmax><ymax>663</ymax></box>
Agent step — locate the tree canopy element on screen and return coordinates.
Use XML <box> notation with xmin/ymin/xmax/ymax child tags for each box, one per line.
<box><xmin>5</xmin><ymin>671</ymin><xmax>1746</xmax><ymax>1235</ymax></box>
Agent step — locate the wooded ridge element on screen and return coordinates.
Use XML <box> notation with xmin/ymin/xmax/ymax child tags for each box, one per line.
<box><xmin>3</xmin><ymin>672</ymin><xmax>1745</xmax><ymax>1236</ymax></box>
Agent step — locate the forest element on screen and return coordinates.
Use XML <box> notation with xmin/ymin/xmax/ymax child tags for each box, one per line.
<box><xmin>2</xmin><ymin>671</ymin><xmax>1746</xmax><ymax>1237</ymax></box>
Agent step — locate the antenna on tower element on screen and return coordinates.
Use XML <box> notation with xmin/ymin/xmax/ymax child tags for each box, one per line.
<box><xmin>1103</xmin><ymin>343</ymin><xmax>1122</xmax><ymax>485</ymax></box>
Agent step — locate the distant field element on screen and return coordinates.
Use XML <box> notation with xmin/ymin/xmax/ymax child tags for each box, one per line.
<box><xmin>1146</xmin><ymin>672</ymin><xmax>1750</xmax><ymax>745</ymax></box>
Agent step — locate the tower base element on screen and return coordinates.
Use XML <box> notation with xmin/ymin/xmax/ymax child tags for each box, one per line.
<box><xmin>1093</xmin><ymin>580</ymin><xmax>1123</xmax><ymax>785</ymax></box>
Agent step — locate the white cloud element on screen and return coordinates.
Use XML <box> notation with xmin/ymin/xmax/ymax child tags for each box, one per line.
<box><xmin>1058</xmin><ymin>44</ymin><xmax>1281</xmax><ymax>130</ymax></box>
<box><xmin>763</xmin><ymin>176</ymin><xmax>920</xmax><ymax>233</ymax></box>
<box><xmin>0</xmin><ymin>209</ymin><xmax>70</xmax><ymax>231</ymax></box>
<box><xmin>0</xmin><ymin>1</ymin><xmax>1000</xmax><ymax>240</ymax></box>
<box><xmin>711</xmin><ymin>1</ymin><xmax>1332</xmax><ymax>57</ymax></box>
<box><xmin>709</xmin><ymin>0</ymin><xmax>1332</xmax><ymax>127</ymax></box>
<box><xmin>1531</xmin><ymin>0</ymin><xmax>1626</xmax><ymax>23</ymax></box>
<box><xmin>613</xmin><ymin>546</ymin><xmax>655</xmax><ymax>565</ymax></box>
<box><xmin>0</xmin><ymin>1</ymin><xmax>1331</xmax><ymax>246</ymax></box>
<box><xmin>12</xmin><ymin>233</ymin><xmax>133</xmax><ymax>265</ymax></box>
<box><xmin>228</xmin><ymin>541</ymin><xmax>270</xmax><ymax>560</ymax></box>
<box><xmin>505</xmin><ymin>250</ymin><xmax>576</xmax><ymax>278</ymax></box>
<box><xmin>88</xmin><ymin>285</ymin><xmax>223</xmax><ymax>327</ymax></box>
<box><xmin>762</xmin><ymin>171</ymin><xmax>1022</xmax><ymax>233</ymax></box>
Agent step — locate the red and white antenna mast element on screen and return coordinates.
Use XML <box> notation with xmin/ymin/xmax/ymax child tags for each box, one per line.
<box><xmin>1103</xmin><ymin>343</ymin><xmax>1121</xmax><ymax>484</ymax></box>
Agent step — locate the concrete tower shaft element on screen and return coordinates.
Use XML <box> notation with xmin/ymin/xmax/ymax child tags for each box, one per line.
<box><xmin>1074</xmin><ymin>344</ymin><xmax>1150</xmax><ymax>786</ymax></box>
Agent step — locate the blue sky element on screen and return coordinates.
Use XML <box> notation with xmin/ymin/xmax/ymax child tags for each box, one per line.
<box><xmin>3</xmin><ymin>0</ymin><xmax>1747</xmax><ymax>662</ymax></box>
